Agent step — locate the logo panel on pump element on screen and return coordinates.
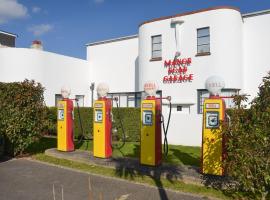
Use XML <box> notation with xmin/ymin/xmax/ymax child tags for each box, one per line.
<box><xmin>142</xmin><ymin>103</ymin><xmax>153</xmax><ymax>108</ymax></box>
<box><xmin>95</xmin><ymin>103</ymin><xmax>103</xmax><ymax>108</ymax></box>
<box><xmin>205</xmin><ymin>103</ymin><xmax>220</xmax><ymax>109</ymax></box>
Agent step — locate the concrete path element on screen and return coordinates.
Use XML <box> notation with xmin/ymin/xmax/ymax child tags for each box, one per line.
<box><xmin>0</xmin><ymin>158</ymin><xmax>206</xmax><ymax>200</ymax></box>
<box><xmin>45</xmin><ymin>148</ymin><xmax>202</xmax><ymax>185</ymax></box>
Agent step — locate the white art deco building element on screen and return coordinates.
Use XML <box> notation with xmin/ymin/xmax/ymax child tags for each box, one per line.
<box><xmin>1</xmin><ymin>6</ymin><xmax>269</xmax><ymax>146</ymax></box>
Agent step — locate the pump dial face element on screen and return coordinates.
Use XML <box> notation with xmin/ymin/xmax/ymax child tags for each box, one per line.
<box><xmin>58</xmin><ymin>109</ymin><xmax>64</xmax><ymax>120</ymax></box>
<box><xmin>206</xmin><ymin>112</ymin><xmax>219</xmax><ymax>128</ymax></box>
<box><xmin>95</xmin><ymin>110</ymin><xmax>103</xmax><ymax>123</ymax></box>
<box><xmin>143</xmin><ymin>111</ymin><xmax>153</xmax><ymax>126</ymax></box>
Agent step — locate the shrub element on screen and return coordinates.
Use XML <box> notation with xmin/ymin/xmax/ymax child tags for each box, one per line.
<box><xmin>46</xmin><ymin>107</ymin><xmax>141</xmax><ymax>142</ymax></box>
<box><xmin>0</xmin><ymin>80</ymin><xmax>47</xmax><ymax>156</ymax></box>
<box><xmin>223</xmin><ymin>72</ymin><xmax>270</xmax><ymax>200</ymax></box>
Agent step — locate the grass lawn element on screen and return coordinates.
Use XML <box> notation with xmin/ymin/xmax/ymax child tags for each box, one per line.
<box><xmin>28</xmin><ymin>137</ymin><xmax>201</xmax><ymax>167</ymax></box>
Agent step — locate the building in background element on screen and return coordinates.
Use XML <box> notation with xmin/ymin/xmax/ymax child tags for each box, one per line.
<box><xmin>1</xmin><ymin>6</ymin><xmax>270</xmax><ymax>146</ymax></box>
<box><xmin>0</xmin><ymin>30</ymin><xmax>17</xmax><ymax>47</ymax></box>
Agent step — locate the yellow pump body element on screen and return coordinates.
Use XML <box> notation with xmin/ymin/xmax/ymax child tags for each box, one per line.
<box><xmin>201</xmin><ymin>97</ymin><xmax>226</xmax><ymax>176</ymax></box>
<box><xmin>140</xmin><ymin>98</ymin><xmax>162</xmax><ymax>166</ymax></box>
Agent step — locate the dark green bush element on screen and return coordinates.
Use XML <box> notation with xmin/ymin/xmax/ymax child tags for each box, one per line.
<box><xmin>223</xmin><ymin>72</ymin><xmax>270</xmax><ymax>200</ymax></box>
<box><xmin>46</xmin><ymin>107</ymin><xmax>140</xmax><ymax>142</ymax></box>
<box><xmin>0</xmin><ymin>80</ymin><xmax>47</xmax><ymax>156</ymax></box>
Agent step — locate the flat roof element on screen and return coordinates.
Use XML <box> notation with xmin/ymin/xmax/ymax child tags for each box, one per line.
<box><xmin>86</xmin><ymin>7</ymin><xmax>270</xmax><ymax>47</ymax></box>
<box><xmin>242</xmin><ymin>9</ymin><xmax>270</xmax><ymax>18</ymax></box>
<box><xmin>86</xmin><ymin>34</ymin><xmax>138</xmax><ymax>46</ymax></box>
<box><xmin>0</xmin><ymin>30</ymin><xmax>18</xmax><ymax>38</ymax></box>
<box><xmin>139</xmin><ymin>6</ymin><xmax>240</xmax><ymax>27</ymax></box>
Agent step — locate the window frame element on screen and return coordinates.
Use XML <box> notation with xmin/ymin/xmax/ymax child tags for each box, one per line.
<box><xmin>197</xmin><ymin>89</ymin><xmax>240</xmax><ymax>114</ymax></box>
<box><xmin>151</xmin><ymin>35</ymin><xmax>162</xmax><ymax>59</ymax></box>
<box><xmin>75</xmin><ymin>95</ymin><xmax>85</xmax><ymax>107</ymax></box>
<box><xmin>197</xmin><ymin>27</ymin><xmax>210</xmax><ymax>55</ymax></box>
<box><xmin>55</xmin><ymin>94</ymin><xmax>62</xmax><ymax>106</ymax></box>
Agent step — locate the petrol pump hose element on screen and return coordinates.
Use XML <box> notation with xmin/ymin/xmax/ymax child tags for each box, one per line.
<box><xmin>110</xmin><ymin>98</ymin><xmax>126</xmax><ymax>150</ymax></box>
<box><xmin>75</xmin><ymin>99</ymin><xmax>87</xmax><ymax>145</ymax></box>
<box><xmin>162</xmin><ymin>98</ymin><xmax>172</xmax><ymax>157</ymax></box>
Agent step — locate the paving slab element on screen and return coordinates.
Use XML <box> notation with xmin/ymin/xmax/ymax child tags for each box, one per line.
<box><xmin>45</xmin><ymin>148</ymin><xmax>203</xmax><ymax>185</ymax></box>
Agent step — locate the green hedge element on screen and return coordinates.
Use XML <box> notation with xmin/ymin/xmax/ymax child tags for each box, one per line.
<box><xmin>47</xmin><ymin>107</ymin><xmax>141</xmax><ymax>142</ymax></box>
<box><xmin>0</xmin><ymin>80</ymin><xmax>47</xmax><ymax>156</ymax></box>
<box><xmin>222</xmin><ymin>72</ymin><xmax>270</xmax><ymax>200</ymax></box>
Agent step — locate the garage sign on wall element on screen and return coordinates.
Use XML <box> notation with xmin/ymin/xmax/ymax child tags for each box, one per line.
<box><xmin>163</xmin><ymin>57</ymin><xmax>194</xmax><ymax>84</ymax></box>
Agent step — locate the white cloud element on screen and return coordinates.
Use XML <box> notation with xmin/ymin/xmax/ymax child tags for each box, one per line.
<box><xmin>28</xmin><ymin>24</ymin><xmax>53</xmax><ymax>36</ymax></box>
<box><xmin>94</xmin><ymin>0</ymin><xmax>104</xmax><ymax>3</ymax></box>
<box><xmin>32</xmin><ymin>6</ymin><xmax>41</xmax><ymax>13</ymax></box>
<box><xmin>0</xmin><ymin>0</ymin><xmax>28</xmax><ymax>24</ymax></box>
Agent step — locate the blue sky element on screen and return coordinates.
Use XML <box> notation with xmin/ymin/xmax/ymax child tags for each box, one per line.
<box><xmin>0</xmin><ymin>0</ymin><xmax>270</xmax><ymax>59</ymax></box>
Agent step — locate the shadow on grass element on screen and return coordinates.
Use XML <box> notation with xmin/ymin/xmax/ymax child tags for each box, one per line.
<box><xmin>166</xmin><ymin>148</ymin><xmax>200</xmax><ymax>167</ymax></box>
<box><xmin>114</xmin><ymin>144</ymin><xmax>183</xmax><ymax>200</ymax></box>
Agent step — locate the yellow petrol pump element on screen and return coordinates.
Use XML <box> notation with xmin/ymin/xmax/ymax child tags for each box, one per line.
<box><xmin>93</xmin><ymin>83</ymin><xmax>112</xmax><ymax>158</ymax></box>
<box><xmin>57</xmin><ymin>87</ymin><xmax>74</xmax><ymax>152</ymax></box>
<box><xmin>201</xmin><ymin>76</ymin><xmax>227</xmax><ymax>176</ymax></box>
<box><xmin>140</xmin><ymin>82</ymin><xmax>171</xmax><ymax>166</ymax></box>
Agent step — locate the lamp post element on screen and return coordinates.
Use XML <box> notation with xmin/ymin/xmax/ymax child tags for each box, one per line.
<box><xmin>90</xmin><ymin>82</ymin><xmax>95</xmax><ymax>107</ymax></box>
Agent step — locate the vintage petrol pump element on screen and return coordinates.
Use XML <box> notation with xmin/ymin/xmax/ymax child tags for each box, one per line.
<box><xmin>93</xmin><ymin>83</ymin><xmax>113</xmax><ymax>159</ymax></box>
<box><xmin>140</xmin><ymin>82</ymin><xmax>171</xmax><ymax>166</ymax></box>
<box><xmin>201</xmin><ymin>76</ymin><xmax>226</xmax><ymax>176</ymax></box>
<box><xmin>57</xmin><ymin>87</ymin><xmax>74</xmax><ymax>152</ymax></box>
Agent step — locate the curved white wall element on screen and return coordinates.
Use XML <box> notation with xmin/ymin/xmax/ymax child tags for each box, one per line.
<box><xmin>0</xmin><ymin>48</ymin><xmax>91</xmax><ymax>106</ymax></box>
<box><xmin>139</xmin><ymin>8</ymin><xmax>243</xmax><ymax>145</ymax></box>
<box><xmin>243</xmin><ymin>13</ymin><xmax>270</xmax><ymax>100</ymax></box>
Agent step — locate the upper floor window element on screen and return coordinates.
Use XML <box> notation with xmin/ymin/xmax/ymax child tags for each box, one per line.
<box><xmin>151</xmin><ymin>35</ymin><xmax>162</xmax><ymax>59</ymax></box>
<box><xmin>197</xmin><ymin>27</ymin><xmax>210</xmax><ymax>54</ymax></box>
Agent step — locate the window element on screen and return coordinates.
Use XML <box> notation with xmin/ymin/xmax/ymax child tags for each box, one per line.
<box><xmin>151</xmin><ymin>35</ymin><xmax>162</xmax><ymax>59</ymax></box>
<box><xmin>197</xmin><ymin>27</ymin><xmax>210</xmax><ymax>54</ymax></box>
<box><xmin>75</xmin><ymin>95</ymin><xmax>84</xmax><ymax>107</ymax></box>
<box><xmin>197</xmin><ymin>89</ymin><xmax>239</xmax><ymax>114</ymax></box>
<box><xmin>55</xmin><ymin>94</ymin><xmax>62</xmax><ymax>106</ymax></box>
<box><xmin>177</xmin><ymin>106</ymin><xmax>182</xmax><ymax>111</ymax></box>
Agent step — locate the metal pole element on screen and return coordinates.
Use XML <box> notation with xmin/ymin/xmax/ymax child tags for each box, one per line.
<box><xmin>90</xmin><ymin>82</ymin><xmax>95</xmax><ymax>107</ymax></box>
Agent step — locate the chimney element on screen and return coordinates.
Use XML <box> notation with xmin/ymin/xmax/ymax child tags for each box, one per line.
<box><xmin>30</xmin><ymin>40</ymin><xmax>43</xmax><ymax>50</ymax></box>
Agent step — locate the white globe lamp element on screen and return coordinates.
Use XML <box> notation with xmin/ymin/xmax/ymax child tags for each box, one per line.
<box><xmin>144</xmin><ymin>81</ymin><xmax>158</xmax><ymax>97</ymax></box>
<box><xmin>97</xmin><ymin>83</ymin><xmax>109</xmax><ymax>98</ymax></box>
<box><xmin>205</xmin><ymin>76</ymin><xmax>225</xmax><ymax>96</ymax></box>
<box><xmin>61</xmin><ymin>86</ymin><xmax>71</xmax><ymax>99</ymax></box>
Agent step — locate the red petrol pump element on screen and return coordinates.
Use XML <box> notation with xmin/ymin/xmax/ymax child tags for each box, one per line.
<box><xmin>140</xmin><ymin>82</ymin><xmax>172</xmax><ymax>166</ymax></box>
<box><xmin>57</xmin><ymin>87</ymin><xmax>74</xmax><ymax>152</ymax></box>
<box><xmin>201</xmin><ymin>76</ymin><xmax>227</xmax><ymax>176</ymax></box>
<box><xmin>93</xmin><ymin>83</ymin><xmax>127</xmax><ymax>159</ymax></box>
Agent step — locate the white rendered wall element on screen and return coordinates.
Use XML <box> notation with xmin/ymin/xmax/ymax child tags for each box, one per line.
<box><xmin>139</xmin><ymin>8</ymin><xmax>243</xmax><ymax>146</ymax></box>
<box><xmin>243</xmin><ymin>13</ymin><xmax>270</xmax><ymax>101</ymax></box>
<box><xmin>0</xmin><ymin>48</ymin><xmax>91</xmax><ymax>106</ymax></box>
<box><xmin>87</xmin><ymin>37</ymin><xmax>138</xmax><ymax>104</ymax></box>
